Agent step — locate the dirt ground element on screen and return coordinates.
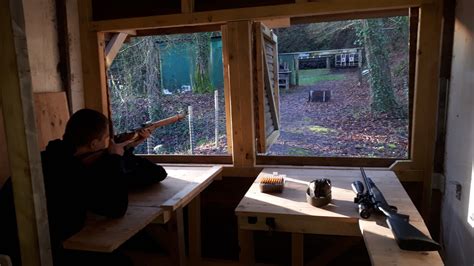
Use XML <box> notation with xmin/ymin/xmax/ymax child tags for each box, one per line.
<box><xmin>267</xmin><ymin>68</ymin><xmax>409</xmax><ymax>158</ymax></box>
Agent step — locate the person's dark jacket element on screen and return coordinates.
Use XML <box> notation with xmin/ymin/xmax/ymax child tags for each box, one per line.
<box><xmin>0</xmin><ymin>139</ymin><xmax>167</xmax><ymax>265</ymax></box>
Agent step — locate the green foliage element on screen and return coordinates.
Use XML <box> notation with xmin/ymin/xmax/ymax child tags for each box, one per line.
<box><xmin>357</xmin><ymin>18</ymin><xmax>401</xmax><ymax>115</ymax></box>
<box><xmin>192</xmin><ymin>68</ymin><xmax>214</xmax><ymax>94</ymax></box>
<box><xmin>276</xmin><ymin>21</ymin><xmax>358</xmax><ymax>53</ymax></box>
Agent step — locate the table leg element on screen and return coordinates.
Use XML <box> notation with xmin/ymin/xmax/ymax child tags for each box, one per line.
<box><xmin>238</xmin><ymin>228</ymin><xmax>254</xmax><ymax>266</ymax></box>
<box><xmin>176</xmin><ymin>207</ymin><xmax>187</xmax><ymax>266</ymax></box>
<box><xmin>291</xmin><ymin>233</ymin><xmax>304</xmax><ymax>266</ymax></box>
<box><xmin>188</xmin><ymin>195</ymin><xmax>201</xmax><ymax>266</ymax></box>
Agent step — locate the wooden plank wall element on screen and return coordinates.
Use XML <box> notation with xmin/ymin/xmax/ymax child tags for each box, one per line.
<box><xmin>34</xmin><ymin>92</ymin><xmax>70</xmax><ymax>151</ymax></box>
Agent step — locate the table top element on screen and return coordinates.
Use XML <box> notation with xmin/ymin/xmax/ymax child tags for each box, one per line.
<box><xmin>63</xmin><ymin>206</ymin><xmax>162</xmax><ymax>252</ymax></box>
<box><xmin>63</xmin><ymin>165</ymin><xmax>222</xmax><ymax>252</ymax></box>
<box><xmin>129</xmin><ymin>165</ymin><xmax>222</xmax><ymax>210</ymax></box>
<box><xmin>235</xmin><ymin>167</ymin><xmax>442</xmax><ymax>265</ymax></box>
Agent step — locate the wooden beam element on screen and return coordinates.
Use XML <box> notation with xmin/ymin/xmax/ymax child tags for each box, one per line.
<box><xmin>291</xmin><ymin>233</ymin><xmax>304</xmax><ymax>266</ymax></box>
<box><xmin>78</xmin><ymin>0</ymin><xmax>108</xmax><ymax>115</ymax></box>
<box><xmin>257</xmin><ymin>156</ymin><xmax>396</xmax><ymax>167</ymax></box>
<box><xmin>407</xmin><ymin>7</ymin><xmax>419</xmax><ymax>157</ymax></box>
<box><xmin>221</xmin><ymin>25</ymin><xmax>233</xmax><ymax>155</ymax></box>
<box><xmin>137</xmin><ymin>24</ymin><xmax>221</xmax><ymax>36</ymax></box>
<box><xmin>223</xmin><ymin>21</ymin><xmax>256</xmax><ymax>167</ymax></box>
<box><xmin>391</xmin><ymin>1</ymin><xmax>443</xmax><ymax>219</ymax></box>
<box><xmin>92</xmin><ymin>0</ymin><xmax>426</xmax><ymax>31</ymax></box>
<box><xmin>291</xmin><ymin>8</ymin><xmax>408</xmax><ymax>25</ymax></box>
<box><xmin>91</xmin><ymin>0</ymin><xmax>430</xmax><ymax>32</ymax></box>
<box><xmin>141</xmin><ymin>154</ymin><xmax>232</xmax><ymax>164</ymax></box>
<box><xmin>188</xmin><ymin>196</ymin><xmax>201</xmax><ymax>265</ymax></box>
<box><xmin>105</xmin><ymin>32</ymin><xmax>128</xmax><ymax>67</ymax></box>
<box><xmin>0</xmin><ymin>0</ymin><xmax>52</xmax><ymax>264</ymax></box>
<box><xmin>254</xmin><ymin>22</ymin><xmax>266</xmax><ymax>153</ymax></box>
<box><xmin>181</xmin><ymin>0</ymin><xmax>194</xmax><ymax>14</ymax></box>
<box><xmin>258</xmin><ymin>18</ymin><xmax>290</xmax><ymax>28</ymax></box>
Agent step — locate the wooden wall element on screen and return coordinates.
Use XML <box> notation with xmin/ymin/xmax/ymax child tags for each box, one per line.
<box><xmin>0</xmin><ymin>110</ymin><xmax>11</xmax><ymax>188</ymax></box>
<box><xmin>66</xmin><ymin>0</ymin><xmax>85</xmax><ymax>112</ymax></box>
<box><xmin>442</xmin><ymin>0</ymin><xmax>474</xmax><ymax>263</ymax></box>
<box><xmin>22</xmin><ymin>0</ymin><xmax>62</xmax><ymax>93</ymax></box>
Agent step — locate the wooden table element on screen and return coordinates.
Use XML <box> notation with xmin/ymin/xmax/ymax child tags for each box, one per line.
<box><xmin>235</xmin><ymin>167</ymin><xmax>443</xmax><ymax>266</ymax></box>
<box><xmin>64</xmin><ymin>165</ymin><xmax>223</xmax><ymax>266</ymax></box>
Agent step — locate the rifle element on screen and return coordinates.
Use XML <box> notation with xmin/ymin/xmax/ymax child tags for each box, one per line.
<box><xmin>79</xmin><ymin>113</ymin><xmax>186</xmax><ymax>165</ymax></box>
<box><xmin>113</xmin><ymin>113</ymin><xmax>186</xmax><ymax>143</ymax></box>
<box><xmin>352</xmin><ymin>167</ymin><xmax>440</xmax><ymax>251</ymax></box>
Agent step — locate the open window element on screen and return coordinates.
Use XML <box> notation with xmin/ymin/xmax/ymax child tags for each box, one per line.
<box><xmin>256</xmin><ymin>14</ymin><xmax>412</xmax><ymax>162</ymax></box>
<box><xmin>254</xmin><ymin>22</ymin><xmax>281</xmax><ymax>153</ymax></box>
<box><xmin>106</xmin><ymin>31</ymin><xmax>229</xmax><ymax>156</ymax></box>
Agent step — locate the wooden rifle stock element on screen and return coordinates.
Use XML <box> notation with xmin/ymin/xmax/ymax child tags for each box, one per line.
<box><xmin>114</xmin><ymin>113</ymin><xmax>186</xmax><ymax>143</ymax></box>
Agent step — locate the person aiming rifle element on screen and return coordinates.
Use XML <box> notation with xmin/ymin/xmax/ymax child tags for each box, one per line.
<box><xmin>352</xmin><ymin>167</ymin><xmax>440</xmax><ymax>251</ymax></box>
<box><xmin>80</xmin><ymin>113</ymin><xmax>186</xmax><ymax>165</ymax></box>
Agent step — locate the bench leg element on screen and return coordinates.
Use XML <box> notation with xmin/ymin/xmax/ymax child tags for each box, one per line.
<box><xmin>291</xmin><ymin>233</ymin><xmax>304</xmax><ymax>266</ymax></box>
<box><xmin>176</xmin><ymin>207</ymin><xmax>187</xmax><ymax>266</ymax></box>
<box><xmin>188</xmin><ymin>196</ymin><xmax>202</xmax><ymax>266</ymax></box>
<box><xmin>238</xmin><ymin>229</ymin><xmax>254</xmax><ymax>266</ymax></box>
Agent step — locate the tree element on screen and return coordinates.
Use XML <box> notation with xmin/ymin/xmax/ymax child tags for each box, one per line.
<box><xmin>359</xmin><ymin>18</ymin><xmax>399</xmax><ymax>115</ymax></box>
<box><xmin>192</xmin><ymin>32</ymin><xmax>213</xmax><ymax>93</ymax></box>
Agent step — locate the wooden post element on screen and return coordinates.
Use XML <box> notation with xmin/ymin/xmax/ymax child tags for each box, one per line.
<box><xmin>188</xmin><ymin>196</ymin><xmax>201</xmax><ymax>265</ymax></box>
<box><xmin>78</xmin><ymin>0</ymin><xmax>109</xmax><ymax>115</ymax></box>
<box><xmin>291</xmin><ymin>233</ymin><xmax>304</xmax><ymax>266</ymax></box>
<box><xmin>181</xmin><ymin>0</ymin><xmax>195</xmax><ymax>13</ymax></box>
<box><xmin>222</xmin><ymin>21</ymin><xmax>256</xmax><ymax>167</ymax></box>
<box><xmin>238</xmin><ymin>229</ymin><xmax>254</xmax><ymax>265</ymax></box>
<box><xmin>214</xmin><ymin>90</ymin><xmax>219</xmax><ymax>148</ymax></box>
<box><xmin>391</xmin><ymin>1</ymin><xmax>443</xmax><ymax>219</ymax></box>
<box><xmin>0</xmin><ymin>0</ymin><xmax>52</xmax><ymax>264</ymax></box>
<box><xmin>221</xmin><ymin>26</ymin><xmax>233</xmax><ymax>155</ymax></box>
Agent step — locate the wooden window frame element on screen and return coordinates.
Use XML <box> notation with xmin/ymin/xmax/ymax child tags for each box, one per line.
<box><xmin>79</xmin><ymin>0</ymin><xmax>443</xmax><ymax>217</ymax></box>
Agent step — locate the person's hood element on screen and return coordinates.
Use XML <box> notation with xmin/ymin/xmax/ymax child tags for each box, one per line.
<box><xmin>43</xmin><ymin>139</ymin><xmax>76</xmax><ymax>159</ymax></box>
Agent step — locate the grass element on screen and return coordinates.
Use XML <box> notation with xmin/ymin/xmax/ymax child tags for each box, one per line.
<box><xmin>298</xmin><ymin>69</ymin><xmax>345</xmax><ymax>86</ymax></box>
<box><xmin>308</xmin><ymin>125</ymin><xmax>337</xmax><ymax>134</ymax></box>
<box><xmin>288</xmin><ymin>147</ymin><xmax>313</xmax><ymax>156</ymax></box>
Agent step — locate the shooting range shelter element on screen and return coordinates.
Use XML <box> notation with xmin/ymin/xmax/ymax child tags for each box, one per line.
<box><xmin>0</xmin><ymin>0</ymin><xmax>472</xmax><ymax>265</ymax></box>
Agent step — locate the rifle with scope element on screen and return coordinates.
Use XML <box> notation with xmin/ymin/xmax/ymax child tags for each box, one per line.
<box><xmin>352</xmin><ymin>167</ymin><xmax>440</xmax><ymax>251</ymax></box>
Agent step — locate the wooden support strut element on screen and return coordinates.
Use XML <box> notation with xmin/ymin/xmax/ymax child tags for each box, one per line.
<box><xmin>105</xmin><ymin>32</ymin><xmax>128</xmax><ymax>67</ymax></box>
<box><xmin>0</xmin><ymin>0</ymin><xmax>52</xmax><ymax>264</ymax></box>
<box><xmin>78</xmin><ymin>0</ymin><xmax>109</xmax><ymax>115</ymax></box>
<box><xmin>223</xmin><ymin>21</ymin><xmax>256</xmax><ymax>167</ymax></box>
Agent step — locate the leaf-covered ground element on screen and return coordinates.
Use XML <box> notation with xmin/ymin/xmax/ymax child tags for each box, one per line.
<box><xmin>267</xmin><ymin>68</ymin><xmax>409</xmax><ymax>158</ymax></box>
<box><xmin>142</xmin><ymin>68</ymin><xmax>408</xmax><ymax>158</ymax></box>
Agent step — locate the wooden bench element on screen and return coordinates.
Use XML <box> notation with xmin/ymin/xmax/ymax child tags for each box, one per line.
<box><xmin>235</xmin><ymin>167</ymin><xmax>443</xmax><ymax>266</ymax></box>
<box><xmin>63</xmin><ymin>165</ymin><xmax>223</xmax><ymax>266</ymax></box>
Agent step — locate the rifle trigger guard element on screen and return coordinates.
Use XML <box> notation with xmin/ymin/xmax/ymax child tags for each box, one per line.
<box><xmin>389</xmin><ymin>205</ymin><xmax>398</xmax><ymax>213</ymax></box>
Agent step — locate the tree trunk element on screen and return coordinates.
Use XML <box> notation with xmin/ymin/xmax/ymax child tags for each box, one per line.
<box><xmin>362</xmin><ymin>19</ymin><xmax>398</xmax><ymax>115</ymax></box>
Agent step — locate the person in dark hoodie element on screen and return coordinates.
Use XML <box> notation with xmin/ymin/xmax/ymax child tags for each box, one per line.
<box><xmin>0</xmin><ymin>108</ymin><xmax>167</xmax><ymax>266</ymax></box>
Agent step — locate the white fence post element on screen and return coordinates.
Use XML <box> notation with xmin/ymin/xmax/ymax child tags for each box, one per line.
<box><xmin>214</xmin><ymin>90</ymin><xmax>219</xmax><ymax>148</ymax></box>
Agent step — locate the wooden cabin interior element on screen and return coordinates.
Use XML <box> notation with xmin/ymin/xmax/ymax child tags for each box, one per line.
<box><xmin>0</xmin><ymin>0</ymin><xmax>472</xmax><ymax>265</ymax></box>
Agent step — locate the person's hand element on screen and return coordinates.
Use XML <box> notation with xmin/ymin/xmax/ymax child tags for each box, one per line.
<box><xmin>108</xmin><ymin>139</ymin><xmax>134</xmax><ymax>156</ymax></box>
<box><xmin>127</xmin><ymin>128</ymin><xmax>152</xmax><ymax>148</ymax></box>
